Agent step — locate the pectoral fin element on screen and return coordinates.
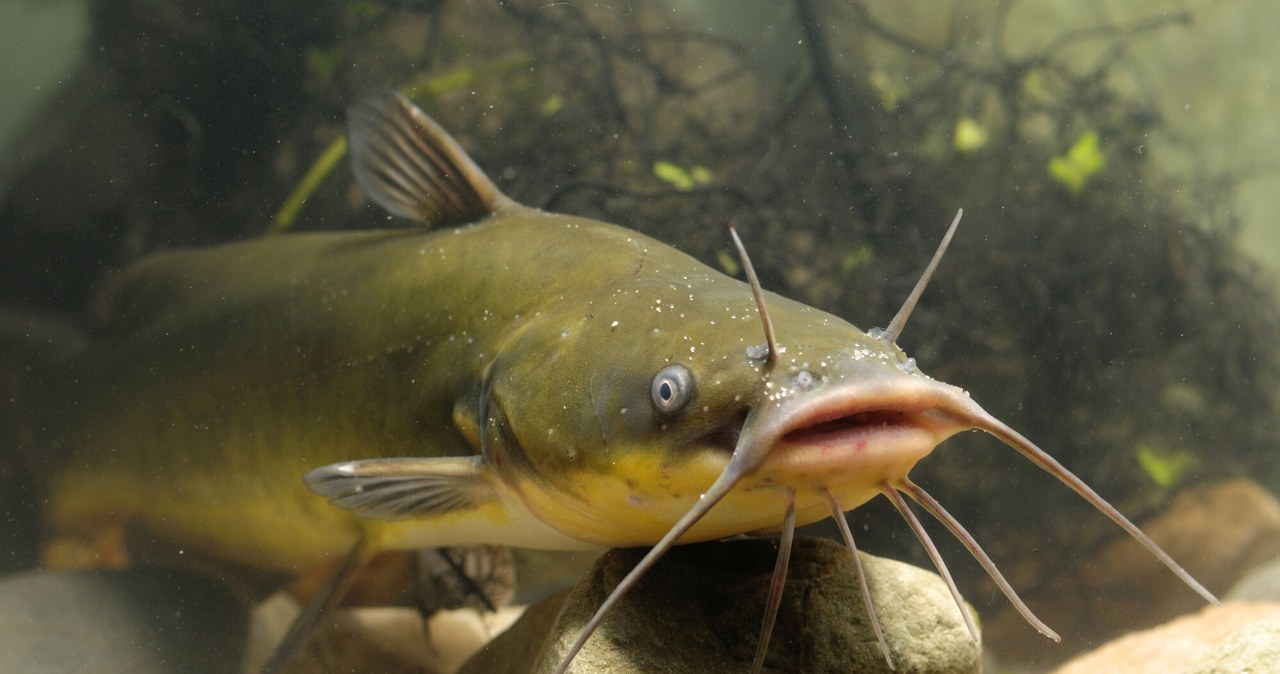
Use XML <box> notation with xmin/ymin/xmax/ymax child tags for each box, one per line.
<box><xmin>303</xmin><ymin>456</ymin><xmax>496</xmax><ymax>520</ymax></box>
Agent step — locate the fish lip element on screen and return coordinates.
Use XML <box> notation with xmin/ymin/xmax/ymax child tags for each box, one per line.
<box><xmin>742</xmin><ymin>376</ymin><xmax>970</xmax><ymax>476</ymax></box>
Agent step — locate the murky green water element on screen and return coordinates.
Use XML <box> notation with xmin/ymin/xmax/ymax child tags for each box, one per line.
<box><xmin>2</xmin><ymin>2</ymin><xmax>1277</xmax><ymax>673</ymax></box>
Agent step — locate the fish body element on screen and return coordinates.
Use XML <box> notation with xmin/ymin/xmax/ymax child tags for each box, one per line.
<box><xmin>43</xmin><ymin>222</ymin><xmax>599</xmax><ymax>571</ymax></box>
<box><xmin>40</xmin><ymin>194</ymin><xmax>944</xmax><ymax>569</ymax></box>
<box><xmin>20</xmin><ymin>92</ymin><xmax>1214</xmax><ymax>671</ymax></box>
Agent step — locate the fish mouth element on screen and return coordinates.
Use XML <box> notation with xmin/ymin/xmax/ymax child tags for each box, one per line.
<box><xmin>780</xmin><ymin>409</ymin><xmax>926</xmax><ymax>446</ymax></box>
<box><xmin>748</xmin><ymin>380</ymin><xmax>969</xmax><ymax>482</ymax></box>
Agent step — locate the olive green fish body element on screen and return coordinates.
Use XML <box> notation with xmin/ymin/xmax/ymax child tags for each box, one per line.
<box><xmin>43</xmin><ymin>200</ymin><xmax>891</xmax><ymax>570</ymax></box>
<box><xmin>46</xmin><ymin>229</ymin><xmax>488</xmax><ymax>569</ymax></box>
<box><xmin>35</xmin><ymin>219</ymin><xmax>598</xmax><ymax>563</ymax></box>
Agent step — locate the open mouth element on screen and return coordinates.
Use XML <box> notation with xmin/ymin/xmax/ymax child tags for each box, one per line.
<box><xmin>780</xmin><ymin>410</ymin><xmax>919</xmax><ymax>447</ymax></box>
<box><xmin>697</xmin><ymin>404</ymin><xmax>941</xmax><ymax>463</ymax></box>
<box><xmin>762</xmin><ymin>402</ymin><xmax>947</xmax><ymax>480</ymax></box>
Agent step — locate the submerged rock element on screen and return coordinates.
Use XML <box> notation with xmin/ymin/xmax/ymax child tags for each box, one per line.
<box><xmin>988</xmin><ymin>478</ymin><xmax>1280</xmax><ymax>668</ymax></box>
<box><xmin>1227</xmin><ymin>554</ymin><xmax>1280</xmax><ymax>602</ymax></box>
<box><xmin>247</xmin><ymin>595</ymin><xmax>524</xmax><ymax>674</ymax></box>
<box><xmin>462</xmin><ymin>536</ymin><xmax>980</xmax><ymax>674</ymax></box>
<box><xmin>1050</xmin><ymin>602</ymin><xmax>1280</xmax><ymax>674</ymax></box>
<box><xmin>0</xmin><ymin>567</ymin><xmax>247</xmax><ymax>674</ymax></box>
<box><xmin>1184</xmin><ymin>618</ymin><xmax>1280</xmax><ymax>674</ymax></box>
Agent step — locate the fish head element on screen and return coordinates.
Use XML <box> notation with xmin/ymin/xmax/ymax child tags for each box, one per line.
<box><xmin>482</xmin><ymin>259</ymin><xmax>970</xmax><ymax>548</ymax></box>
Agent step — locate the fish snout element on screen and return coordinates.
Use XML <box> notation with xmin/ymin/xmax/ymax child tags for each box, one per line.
<box><xmin>743</xmin><ymin>373</ymin><xmax>972</xmax><ymax>506</ymax></box>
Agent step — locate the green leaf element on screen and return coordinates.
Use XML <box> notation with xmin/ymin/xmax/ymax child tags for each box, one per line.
<box><xmin>540</xmin><ymin>94</ymin><xmax>564</xmax><ymax>117</ymax></box>
<box><xmin>716</xmin><ymin>249</ymin><xmax>740</xmax><ymax>276</ymax></box>
<box><xmin>653</xmin><ymin>161</ymin><xmax>693</xmax><ymax>190</ymax></box>
<box><xmin>653</xmin><ymin>161</ymin><xmax>712</xmax><ymax>191</ymax></box>
<box><xmin>1048</xmin><ymin>130</ymin><xmax>1106</xmax><ymax>193</ymax></box>
<box><xmin>841</xmin><ymin>245</ymin><xmax>873</xmax><ymax>272</ymax></box>
<box><xmin>1135</xmin><ymin>445</ymin><xmax>1195</xmax><ymax>488</ymax></box>
<box><xmin>953</xmin><ymin>117</ymin><xmax>988</xmax><ymax>153</ymax></box>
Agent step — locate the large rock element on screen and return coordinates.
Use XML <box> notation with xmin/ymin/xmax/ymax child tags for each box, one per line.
<box><xmin>1184</xmin><ymin>618</ymin><xmax>1280</xmax><ymax>674</ymax></box>
<box><xmin>462</xmin><ymin>536</ymin><xmax>980</xmax><ymax>674</ymax></box>
<box><xmin>1050</xmin><ymin>602</ymin><xmax>1280</xmax><ymax>674</ymax></box>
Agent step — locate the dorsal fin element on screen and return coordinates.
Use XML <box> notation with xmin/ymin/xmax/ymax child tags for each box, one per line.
<box><xmin>347</xmin><ymin>92</ymin><xmax>512</xmax><ymax>227</ymax></box>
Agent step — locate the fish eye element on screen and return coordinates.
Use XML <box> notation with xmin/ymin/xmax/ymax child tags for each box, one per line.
<box><xmin>651</xmin><ymin>363</ymin><xmax>694</xmax><ymax>414</ymax></box>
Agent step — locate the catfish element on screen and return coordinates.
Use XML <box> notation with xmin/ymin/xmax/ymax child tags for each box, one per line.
<box><xmin>17</xmin><ymin>93</ymin><xmax>1216</xmax><ymax>672</ymax></box>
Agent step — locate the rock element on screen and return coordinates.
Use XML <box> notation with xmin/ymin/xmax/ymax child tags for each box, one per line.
<box><xmin>462</xmin><ymin>537</ymin><xmax>981</xmax><ymax>674</ymax></box>
<box><xmin>987</xmin><ymin>479</ymin><xmax>1280</xmax><ymax>668</ymax></box>
<box><xmin>426</xmin><ymin>606</ymin><xmax>527</xmax><ymax>674</ymax></box>
<box><xmin>510</xmin><ymin>548</ymin><xmax>602</xmax><ymax>604</ymax></box>
<box><xmin>1050</xmin><ymin>602</ymin><xmax>1280</xmax><ymax>674</ymax></box>
<box><xmin>0</xmin><ymin>567</ymin><xmax>247</xmax><ymax>674</ymax></box>
<box><xmin>1227</xmin><ymin>556</ymin><xmax>1280</xmax><ymax>602</ymax></box>
<box><xmin>1184</xmin><ymin>618</ymin><xmax>1280</xmax><ymax>674</ymax></box>
<box><xmin>459</xmin><ymin>592</ymin><xmax>565</xmax><ymax>674</ymax></box>
<box><xmin>245</xmin><ymin>593</ymin><xmax>524</xmax><ymax>674</ymax></box>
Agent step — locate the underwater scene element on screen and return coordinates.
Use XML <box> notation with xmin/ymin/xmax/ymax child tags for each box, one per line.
<box><xmin>2</xmin><ymin>1</ymin><xmax>1279</xmax><ymax>673</ymax></box>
